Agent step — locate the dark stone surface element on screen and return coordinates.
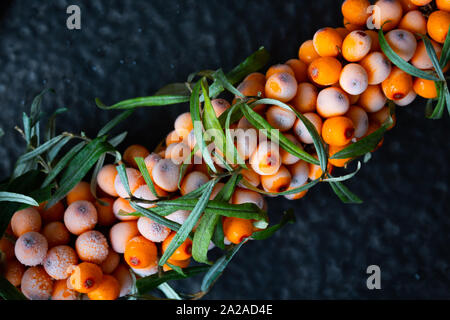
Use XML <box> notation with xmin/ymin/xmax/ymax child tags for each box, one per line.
<box><xmin>0</xmin><ymin>0</ymin><xmax>449</xmax><ymax>299</ymax></box>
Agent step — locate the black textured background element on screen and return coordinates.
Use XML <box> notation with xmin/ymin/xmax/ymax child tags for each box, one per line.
<box><xmin>0</xmin><ymin>0</ymin><xmax>449</xmax><ymax>299</ymax></box>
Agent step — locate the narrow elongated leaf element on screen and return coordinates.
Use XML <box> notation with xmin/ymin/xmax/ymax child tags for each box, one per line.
<box><xmin>0</xmin><ymin>276</ymin><xmax>27</xmax><ymax>300</ymax></box>
<box><xmin>95</xmin><ymin>95</ymin><xmax>189</xmax><ymax>110</ymax></box>
<box><xmin>240</xmin><ymin>103</ymin><xmax>320</xmax><ymax>166</ymax></box>
<box><xmin>379</xmin><ymin>29</ymin><xmax>440</xmax><ymax>81</ymax></box>
<box><xmin>116</xmin><ymin>163</ymin><xmax>132</xmax><ymax>197</ymax></box>
<box><xmin>439</xmin><ymin>25</ymin><xmax>450</xmax><ymax>68</ymax></box>
<box><xmin>97</xmin><ymin>109</ymin><xmax>135</xmax><ymax>137</ymax></box>
<box><xmin>329</xmin><ymin>180</ymin><xmax>362</xmax><ymax>204</ymax></box>
<box><xmin>212</xmin><ymin>69</ymin><xmax>244</xmax><ymax>98</ymax></box>
<box><xmin>47</xmin><ymin>135</ymin><xmax>72</xmax><ymax>163</ymax></box>
<box><xmin>135</xmin><ymin>157</ymin><xmax>159</xmax><ymax>198</ymax></box>
<box><xmin>159</xmin><ymin>179</ymin><xmax>217</xmax><ymax>266</ymax></box>
<box><xmin>136</xmin><ymin>266</ymin><xmax>210</xmax><ymax>294</ymax></box>
<box><xmin>192</xmin><ymin>174</ymin><xmax>242</xmax><ymax>263</ymax></box>
<box><xmin>108</xmin><ymin>131</ymin><xmax>128</xmax><ymax>147</ymax></box>
<box><xmin>322</xmin><ymin>161</ymin><xmax>362</xmax><ymax>182</ymax></box>
<box><xmin>158</xmin><ymin>282</ymin><xmax>181</xmax><ymax>300</ymax></box>
<box><xmin>0</xmin><ymin>192</ymin><xmax>39</xmax><ymax>206</ymax></box>
<box><xmin>42</xmin><ymin>141</ymin><xmax>85</xmax><ymax>188</ymax></box>
<box><xmin>426</xmin><ymin>82</ymin><xmax>446</xmax><ymax>119</ymax></box>
<box><xmin>420</xmin><ymin>35</ymin><xmax>445</xmax><ymax>81</ymax></box>
<box><xmin>224</xmin><ymin>104</ymin><xmax>247</xmax><ymax>168</ymax></box>
<box><xmin>90</xmin><ymin>153</ymin><xmax>105</xmax><ymax>199</ymax></box>
<box><xmin>129</xmin><ymin>202</ymin><xmax>182</xmax><ymax>232</ymax></box>
<box><xmin>16</xmin><ymin>135</ymin><xmax>65</xmax><ymax>163</ymax></box>
<box><xmin>241</xmin><ymin>178</ymin><xmax>320</xmax><ymax>196</ymax></box>
<box><xmin>252</xmin><ymin>209</ymin><xmax>295</xmax><ymax>240</ymax></box>
<box><xmin>46</xmin><ymin>136</ymin><xmax>114</xmax><ymax>208</ymax></box>
<box><xmin>190</xmin><ymin>80</ymin><xmax>217</xmax><ymax>173</ymax></box>
<box><xmin>45</xmin><ymin>107</ymin><xmax>68</xmax><ymax>141</ymax></box>
<box><xmin>201</xmin><ymin>239</ymin><xmax>248</xmax><ymax>292</ymax></box>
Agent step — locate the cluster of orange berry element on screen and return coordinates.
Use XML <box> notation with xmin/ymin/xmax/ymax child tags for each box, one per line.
<box><xmin>1</xmin><ymin>0</ymin><xmax>448</xmax><ymax>300</ymax></box>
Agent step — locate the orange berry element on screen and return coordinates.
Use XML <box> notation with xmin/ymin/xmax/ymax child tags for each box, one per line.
<box><xmin>266</xmin><ymin>105</ymin><xmax>296</xmax><ymax>132</ymax></box>
<box><xmin>342</xmin><ymin>0</ymin><xmax>371</xmax><ymax>26</ymax></box>
<box><xmin>261</xmin><ymin>165</ymin><xmax>292</xmax><ymax>193</ymax></box>
<box><xmin>43</xmin><ymin>245</ymin><xmax>78</xmax><ymax>280</ymax></box>
<box><xmin>411</xmin><ymin>40</ymin><xmax>443</xmax><ymax>70</ymax></box>
<box><xmin>360</xmin><ymin>52</ymin><xmax>392</xmax><ymax>85</ymax></box>
<box><xmin>100</xmin><ymin>248</ymin><xmax>120</xmax><ymax>274</ymax></box>
<box><xmin>308</xmin><ymin>157</ymin><xmax>334</xmax><ymax>180</ymax></box>
<box><xmin>335</xmin><ymin>27</ymin><xmax>351</xmax><ymax>39</ymax></box>
<box><xmin>322</xmin><ymin>116</ymin><xmax>355</xmax><ymax>146</ymax></box>
<box><xmin>67</xmin><ymin>181</ymin><xmax>95</xmax><ymax>205</ymax></box>
<box><xmin>394</xmin><ymin>89</ymin><xmax>417</xmax><ymax>106</ymax></box>
<box><xmin>38</xmin><ymin>201</ymin><xmax>64</xmax><ymax>222</ymax></box>
<box><xmin>398</xmin><ymin>0</ymin><xmax>418</xmax><ymax>12</ymax></box>
<box><xmin>180</xmin><ymin>171</ymin><xmax>210</xmax><ymax>196</ymax></box>
<box><xmin>249</xmin><ymin>141</ymin><xmax>281</xmax><ymax>176</ymax></box>
<box><xmin>124</xmin><ymin>236</ymin><xmax>157</xmax><ymax>269</ymax></box>
<box><xmin>211</xmin><ymin>99</ymin><xmax>231</xmax><ymax>117</ymax></box>
<box><xmin>385</xmin><ymin>29</ymin><xmax>417</xmax><ymax>61</ymax></box>
<box><xmin>293</xmin><ymin>112</ymin><xmax>323</xmax><ymax>144</ymax></box>
<box><xmin>75</xmin><ymin>230</ymin><xmax>109</xmax><ymax>264</ymax></box>
<box><xmin>359</xmin><ymin>85</ymin><xmax>387</xmax><ymax>112</ymax></box>
<box><xmin>280</xmin><ymin>133</ymin><xmax>303</xmax><ymax>165</ymax></box>
<box><xmin>381</xmin><ymin>67</ymin><xmax>413</xmax><ymax>100</ymax></box>
<box><xmin>11</xmin><ymin>207</ymin><xmax>41</xmax><ymax>237</ymax></box>
<box><xmin>144</xmin><ymin>153</ymin><xmax>162</xmax><ymax>177</ymax></box>
<box><xmin>437</xmin><ymin>0</ymin><xmax>450</xmax><ymax>12</ymax></box>
<box><xmin>131</xmin><ymin>264</ymin><xmax>158</xmax><ymax>277</ymax></box>
<box><xmin>87</xmin><ymin>274</ymin><xmax>120</xmax><ymax>300</ymax></box>
<box><xmin>291</xmin><ymin>82</ymin><xmax>318</xmax><ymax>113</ymax></box>
<box><xmin>339</xmin><ymin>63</ymin><xmax>369</xmax><ymax>95</ymax></box>
<box><xmin>21</xmin><ymin>266</ymin><xmax>53</xmax><ymax>300</ymax></box>
<box><xmin>133</xmin><ymin>183</ymin><xmax>167</xmax><ymax>209</ymax></box>
<box><xmin>94</xmin><ymin>197</ymin><xmax>116</xmax><ymax>227</ymax></box>
<box><xmin>266</xmin><ymin>64</ymin><xmax>295</xmax><ymax>79</ymax></box>
<box><xmin>96</xmin><ymin>164</ymin><xmax>119</xmax><ymax>197</ymax></box>
<box><xmin>284</xmin><ymin>161</ymin><xmax>309</xmax><ymax>200</ymax></box>
<box><xmin>265</xmin><ymin>72</ymin><xmax>298</xmax><ymax>102</ymax></box>
<box><xmin>285</xmin><ymin>59</ymin><xmax>308</xmax><ymax>82</ymax></box>
<box><xmin>244</xmin><ymin>72</ymin><xmax>266</xmax><ymax>85</ymax></box>
<box><xmin>137</xmin><ymin>217</ymin><xmax>170</xmax><ymax>243</ymax></box>
<box><xmin>313</xmin><ymin>27</ymin><xmax>343</xmax><ymax>57</ymax></box>
<box><xmin>343</xmin><ymin>17</ymin><xmax>362</xmax><ymax>32</ymax></box>
<box><xmin>413</xmin><ymin>78</ymin><xmax>438</xmax><ymax>99</ymax></box>
<box><xmin>223</xmin><ymin>217</ymin><xmax>253</xmax><ymax>244</ymax></box>
<box><xmin>0</xmin><ymin>236</ymin><xmax>15</xmax><ymax>260</ymax></box>
<box><xmin>308</xmin><ymin>57</ymin><xmax>342</xmax><ymax>86</ymax></box>
<box><xmin>123</xmin><ymin>145</ymin><xmax>150</xmax><ymax>168</ymax></box>
<box><xmin>410</xmin><ymin>0</ymin><xmax>432</xmax><ymax>5</ymax></box>
<box><xmin>317</xmin><ymin>87</ymin><xmax>350</xmax><ymax>118</ymax></box>
<box><xmin>166</xmin><ymin>130</ymin><xmax>183</xmax><ymax>147</ymax></box>
<box><xmin>15</xmin><ymin>231</ymin><xmax>48</xmax><ymax>266</ymax></box>
<box><xmin>236</xmin><ymin>79</ymin><xmax>266</xmax><ymax>100</ymax></box>
<box><xmin>162</xmin><ymin>232</ymin><xmax>192</xmax><ymax>261</ymax></box>
<box><xmin>165</xmin><ymin>142</ymin><xmax>191</xmax><ymax>164</ymax></box>
<box><xmin>365</xmin><ymin>30</ymin><xmax>382</xmax><ymax>52</ymax></box>
<box><xmin>427</xmin><ymin>10</ymin><xmax>450</xmax><ymax>44</ymax></box>
<box><xmin>68</xmin><ymin>262</ymin><xmax>103</xmax><ymax>293</ymax></box>
<box><xmin>232</xmin><ymin>188</ymin><xmax>265</xmax><ymax>210</ymax></box>
<box><xmin>369</xmin><ymin>106</ymin><xmax>395</xmax><ymax>129</ymax></box>
<box><xmin>64</xmin><ymin>200</ymin><xmax>98</xmax><ymax>235</ymax></box>
<box><xmin>298</xmin><ymin>40</ymin><xmax>320</xmax><ymax>64</ymax></box>
<box><xmin>329</xmin><ymin>144</ymin><xmax>353</xmax><ymax>167</ymax></box>
<box><xmin>239</xmin><ymin>167</ymin><xmax>261</xmax><ymax>188</ymax></box>
<box><xmin>5</xmin><ymin>259</ymin><xmax>25</xmax><ymax>287</ymax></box>
<box><xmin>174</xmin><ymin>112</ymin><xmax>193</xmax><ymax>142</ymax></box>
<box><xmin>112</xmin><ymin>198</ymin><xmax>137</xmax><ymax>221</ymax></box>
<box><xmin>345</xmin><ymin>106</ymin><xmax>369</xmax><ymax>138</ymax></box>
<box><xmin>109</xmin><ymin>221</ymin><xmax>139</xmax><ymax>254</ymax></box>
<box><xmin>372</xmin><ymin>0</ymin><xmax>403</xmax><ymax>31</ymax></box>
<box><xmin>114</xmin><ymin>167</ymin><xmax>145</xmax><ymax>199</ymax></box>
<box><xmin>112</xmin><ymin>263</ymin><xmax>133</xmax><ymax>297</ymax></box>
<box><xmin>51</xmin><ymin>279</ymin><xmax>78</xmax><ymax>300</ymax></box>
<box><xmin>152</xmin><ymin>159</ymin><xmax>180</xmax><ymax>192</ymax></box>
<box><xmin>163</xmin><ymin>258</ymin><xmax>190</xmax><ymax>272</ymax></box>
<box><xmin>165</xmin><ymin>210</ymin><xmax>189</xmax><ymax>226</ymax></box>
<box><xmin>342</xmin><ymin>30</ymin><xmax>372</xmax><ymax>62</ymax></box>
<box><xmin>398</xmin><ymin>10</ymin><xmax>427</xmax><ymax>35</ymax></box>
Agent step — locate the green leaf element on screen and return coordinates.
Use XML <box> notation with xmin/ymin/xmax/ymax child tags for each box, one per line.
<box><xmin>45</xmin><ymin>136</ymin><xmax>115</xmax><ymax>208</ymax></box>
<box><xmin>136</xmin><ymin>266</ymin><xmax>210</xmax><ymax>294</ymax></box>
<box><xmin>97</xmin><ymin>109</ymin><xmax>135</xmax><ymax>137</ymax></box>
<box><xmin>166</xmin><ymin>263</ymin><xmax>186</xmax><ymax>277</ymax></box>
<box><xmin>426</xmin><ymin>82</ymin><xmax>446</xmax><ymax>119</ymax></box>
<box><xmin>322</xmin><ymin>161</ymin><xmax>362</xmax><ymax>182</ymax></box>
<box><xmin>0</xmin><ymin>192</ymin><xmax>39</xmax><ymax>206</ymax></box>
<box><xmin>41</xmin><ymin>141</ymin><xmax>86</xmax><ymax>188</ymax></box>
<box><xmin>240</xmin><ymin>103</ymin><xmax>320</xmax><ymax>166</ymax></box>
<box><xmin>90</xmin><ymin>153</ymin><xmax>106</xmax><ymax>199</ymax></box>
<box><xmin>159</xmin><ymin>179</ymin><xmax>217</xmax><ymax>266</ymax></box>
<box><xmin>192</xmin><ymin>174</ymin><xmax>242</xmax><ymax>263</ymax></box>
<box><xmin>108</xmin><ymin>131</ymin><xmax>128</xmax><ymax>148</ymax></box>
<box><xmin>45</xmin><ymin>107</ymin><xmax>68</xmax><ymax>141</ymax></box>
<box><xmin>212</xmin><ymin>69</ymin><xmax>244</xmax><ymax>98</ymax></box>
<box><xmin>135</xmin><ymin>157</ymin><xmax>159</xmax><ymax>198</ymax></box>
<box><xmin>190</xmin><ymin>80</ymin><xmax>217</xmax><ymax>173</ymax></box>
<box><xmin>240</xmin><ymin>177</ymin><xmax>320</xmax><ymax>196</ymax></box>
<box><xmin>224</xmin><ymin>104</ymin><xmax>247</xmax><ymax>168</ymax></box>
<box><xmin>47</xmin><ymin>136</ymin><xmax>72</xmax><ymax>163</ymax></box>
<box><xmin>95</xmin><ymin>95</ymin><xmax>190</xmax><ymax>110</ymax></box>
<box><xmin>200</xmin><ymin>239</ymin><xmax>248</xmax><ymax>292</ymax></box>
<box><xmin>439</xmin><ymin>25</ymin><xmax>450</xmax><ymax>68</ymax></box>
<box><xmin>329</xmin><ymin>180</ymin><xmax>362</xmax><ymax>204</ymax></box>
<box><xmin>158</xmin><ymin>282</ymin><xmax>181</xmax><ymax>300</ymax></box>
<box><xmin>379</xmin><ymin>29</ymin><xmax>440</xmax><ymax>81</ymax></box>
<box><xmin>419</xmin><ymin>35</ymin><xmax>445</xmax><ymax>81</ymax></box>
<box><xmin>16</xmin><ymin>135</ymin><xmax>65</xmax><ymax>163</ymax></box>
<box><xmin>116</xmin><ymin>163</ymin><xmax>132</xmax><ymax>197</ymax></box>
<box><xmin>252</xmin><ymin>209</ymin><xmax>295</xmax><ymax>240</ymax></box>
<box><xmin>154</xmin><ymin>83</ymin><xmax>191</xmax><ymax>96</ymax></box>
<box><xmin>128</xmin><ymin>202</ymin><xmax>182</xmax><ymax>232</ymax></box>
<box><xmin>0</xmin><ymin>276</ymin><xmax>27</xmax><ymax>300</ymax></box>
